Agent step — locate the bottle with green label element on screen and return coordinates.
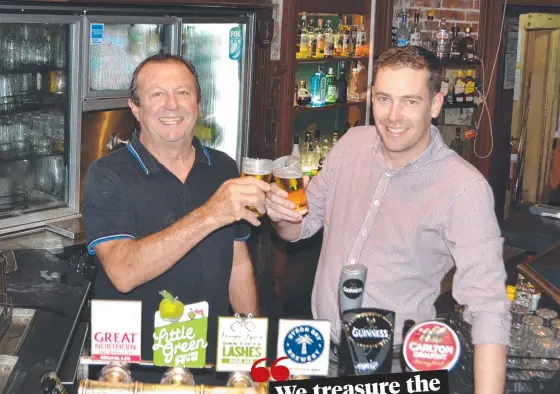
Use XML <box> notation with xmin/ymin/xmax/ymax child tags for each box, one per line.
<box><xmin>325</xmin><ymin>67</ymin><xmax>337</xmax><ymax>104</ymax></box>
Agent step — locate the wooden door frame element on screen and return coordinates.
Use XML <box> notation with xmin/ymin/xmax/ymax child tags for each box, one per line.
<box><xmin>479</xmin><ymin>0</ymin><xmax>560</xmax><ymax>220</ymax></box>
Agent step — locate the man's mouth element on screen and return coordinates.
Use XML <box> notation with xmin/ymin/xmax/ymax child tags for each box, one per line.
<box><xmin>159</xmin><ymin>117</ymin><xmax>184</xmax><ymax>125</ymax></box>
<box><xmin>386</xmin><ymin>127</ymin><xmax>407</xmax><ymax>134</ymax></box>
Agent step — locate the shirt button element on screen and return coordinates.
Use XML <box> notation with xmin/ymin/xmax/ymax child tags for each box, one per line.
<box><xmin>350</xmin><ymin>259</ymin><xmax>356</xmax><ymax>264</ymax></box>
<box><xmin>385</xmin><ymin>172</ymin><xmax>392</xmax><ymax>177</ymax></box>
<box><xmin>373</xmin><ymin>200</ymin><xmax>379</xmax><ymax>206</ymax></box>
<box><xmin>361</xmin><ymin>229</ymin><xmax>367</xmax><ymax>236</ymax></box>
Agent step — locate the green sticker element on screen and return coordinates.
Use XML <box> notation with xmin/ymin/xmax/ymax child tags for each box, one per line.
<box><xmin>153</xmin><ymin>299</ymin><xmax>209</xmax><ymax>368</ymax></box>
<box><xmin>229</xmin><ymin>26</ymin><xmax>243</xmax><ymax>61</ymax></box>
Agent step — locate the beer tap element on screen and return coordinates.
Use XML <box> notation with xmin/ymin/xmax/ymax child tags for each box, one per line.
<box><xmin>107</xmin><ymin>132</ymin><xmax>130</xmax><ymax>152</ymax></box>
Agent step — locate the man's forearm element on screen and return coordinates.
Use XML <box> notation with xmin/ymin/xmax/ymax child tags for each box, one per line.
<box><xmin>474</xmin><ymin>343</ymin><xmax>507</xmax><ymax>394</ymax></box>
<box><xmin>229</xmin><ymin>263</ymin><xmax>259</xmax><ymax>315</ymax></box>
<box><xmin>97</xmin><ymin>204</ymin><xmax>220</xmax><ymax>293</ymax></box>
<box><xmin>272</xmin><ymin>220</ymin><xmax>302</xmax><ymax>242</ymax></box>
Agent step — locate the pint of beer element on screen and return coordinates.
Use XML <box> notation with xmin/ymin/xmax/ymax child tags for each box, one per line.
<box><xmin>241</xmin><ymin>157</ymin><xmax>273</xmax><ymax>217</ymax></box>
<box><xmin>272</xmin><ymin>155</ymin><xmax>308</xmax><ymax>215</ymax></box>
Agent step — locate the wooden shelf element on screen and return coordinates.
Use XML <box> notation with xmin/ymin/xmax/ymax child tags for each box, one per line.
<box><xmin>296</xmin><ymin>56</ymin><xmax>369</xmax><ymax>64</ymax></box>
<box><xmin>298</xmin><ymin>0</ymin><xmax>367</xmax><ymax>14</ymax></box>
<box><xmin>295</xmin><ymin>101</ymin><xmax>366</xmax><ymax>112</ymax></box>
<box><xmin>442</xmin><ymin>102</ymin><xmax>477</xmax><ymax>109</ymax></box>
<box><xmin>440</xmin><ymin>59</ymin><xmax>481</xmax><ymax>68</ymax></box>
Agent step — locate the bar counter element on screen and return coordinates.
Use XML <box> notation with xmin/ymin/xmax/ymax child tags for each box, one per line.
<box><xmin>2</xmin><ymin>248</ymin><xmax>90</xmax><ymax>394</ymax></box>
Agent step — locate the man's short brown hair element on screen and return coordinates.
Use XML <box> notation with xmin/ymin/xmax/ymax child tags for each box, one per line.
<box><xmin>372</xmin><ymin>46</ymin><xmax>443</xmax><ymax>97</ymax></box>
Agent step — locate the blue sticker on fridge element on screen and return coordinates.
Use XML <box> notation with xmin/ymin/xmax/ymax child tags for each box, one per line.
<box><xmin>90</xmin><ymin>23</ymin><xmax>104</xmax><ymax>45</ymax></box>
<box><xmin>228</xmin><ymin>27</ymin><xmax>242</xmax><ymax>61</ymax></box>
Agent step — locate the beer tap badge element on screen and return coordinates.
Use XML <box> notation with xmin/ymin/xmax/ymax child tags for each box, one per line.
<box><xmin>340</xmin><ymin>308</ymin><xmax>395</xmax><ymax>375</ymax></box>
<box><xmin>402</xmin><ymin>321</ymin><xmax>461</xmax><ymax>372</ymax></box>
<box><xmin>342</xmin><ymin>278</ymin><xmax>364</xmax><ymax>300</ymax></box>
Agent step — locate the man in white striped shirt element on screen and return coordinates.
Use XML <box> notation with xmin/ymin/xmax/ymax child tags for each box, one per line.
<box><xmin>266</xmin><ymin>46</ymin><xmax>510</xmax><ymax>393</ymax></box>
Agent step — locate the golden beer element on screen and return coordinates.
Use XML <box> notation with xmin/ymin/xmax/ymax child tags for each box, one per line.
<box><xmin>241</xmin><ymin>158</ymin><xmax>274</xmax><ymax>217</ymax></box>
<box><xmin>275</xmin><ymin>176</ymin><xmax>308</xmax><ymax>215</ymax></box>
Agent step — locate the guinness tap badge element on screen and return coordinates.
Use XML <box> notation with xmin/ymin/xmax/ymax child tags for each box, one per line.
<box><xmin>342</xmin><ymin>279</ymin><xmax>364</xmax><ymax>300</ymax></box>
<box><xmin>339</xmin><ymin>308</ymin><xmax>395</xmax><ymax>376</ymax></box>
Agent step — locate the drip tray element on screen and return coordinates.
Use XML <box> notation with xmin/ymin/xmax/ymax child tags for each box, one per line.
<box><xmin>0</xmin><ymin>309</ymin><xmax>35</xmax><ymax>393</ymax></box>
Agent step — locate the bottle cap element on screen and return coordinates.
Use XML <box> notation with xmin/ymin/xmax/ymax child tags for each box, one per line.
<box><xmin>507</xmin><ymin>285</ymin><xmax>516</xmax><ymax>301</ymax></box>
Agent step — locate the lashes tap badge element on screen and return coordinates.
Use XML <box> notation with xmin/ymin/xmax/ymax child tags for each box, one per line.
<box><xmin>276</xmin><ymin>319</ymin><xmax>331</xmax><ymax>377</ymax></box>
<box><xmin>152</xmin><ymin>290</ymin><xmax>209</xmax><ymax>368</ymax></box>
<box><xmin>216</xmin><ymin>313</ymin><xmax>269</xmax><ymax>372</ymax></box>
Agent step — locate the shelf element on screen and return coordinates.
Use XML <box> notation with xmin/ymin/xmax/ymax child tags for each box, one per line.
<box><xmin>295</xmin><ymin>101</ymin><xmax>366</xmax><ymax>112</ymax></box>
<box><xmin>442</xmin><ymin>102</ymin><xmax>477</xmax><ymax>109</ymax></box>
<box><xmin>0</xmin><ymin>94</ymin><xmax>65</xmax><ymax>116</ymax></box>
<box><xmin>440</xmin><ymin>59</ymin><xmax>480</xmax><ymax>68</ymax></box>
<box><xmin>298</xmin><ymin>0</ymin><xmax>367</xmax><ymax>15</ymax></box>
<box><xmin>0</xmin><ymin>65</ymin><xmax>64</xmax><ymax>76</ymax></box>
<box><xmin>296</xmin><ymin>56</ymin><xmax>369</xmax><ymax>64</ymax></box>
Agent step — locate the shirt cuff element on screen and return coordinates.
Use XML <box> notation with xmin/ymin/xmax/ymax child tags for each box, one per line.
<box><xmin>469</xmin><ymin>310</ymin><xmax>512</xmax><ymax>345</ymax></box>
<box><xmin>289</xmin><ymin>215</ymin><xmax>307</xmax><ymax>243</ymax></box>
<box><xmin>87</xmin><ymin>234</ymin><xmax>136</xmax><ymax>255</ymax></box>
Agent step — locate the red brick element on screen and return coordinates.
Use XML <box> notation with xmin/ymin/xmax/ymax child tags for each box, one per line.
<box><xmin>409</xmin><ymin>0</ymin><xmax>440</xmax><ymax>8</ymax></box>
<box><xmin>442</xmin><ymin>0</ymin><xmax>471</xmax><ymax>8</ymax></box>
<box><xmin>454</xmin><ymin>21</ymin><xmax>478</xmax><ymax>33</ymax></box>
<box><xmin>439</xmin><ymin>10</ymin><xmax>466</xmax><ymax>22</ymax></box>
<box><xmin>473</xmin><ymin>0</ymin><xmax>481</xmax><ymax>9</ymax></box>
<box><xmin>465</xmin><ymin>11</ymin><xmax>480</xmax><ymax>22</ymax></box>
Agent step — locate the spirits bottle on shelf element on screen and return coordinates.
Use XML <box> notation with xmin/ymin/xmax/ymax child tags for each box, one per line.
<box><xmin>410</xmin><ymin>13</ymin><xmax>422</xmax><ymax>47</ymax></box>
<box><xmin>314</xmin><ymin>18</ymin><xmax>325</xmax><ymax>58</ymax></box>
<box><xmin>311</xmin><ymin>65</ymin><xmax>326</xmax><ymax>106</ymax></box>
<box><xmin>324</xmin><ymin>19</ymin><xmax>335</xmax><ymax>58</ymax></box>
<box><xmin>396</xmin><ymin>10</ymin><xmax>410</xmax><ymax>47</ymax></box>
<box><xmin>356</xmin><ymin>15</ymin><xmax>368</xmax><ymax>57</ymax></box>
<box><xmin>461</xmin><ymin>26</ymin><xmax>476</xmax><ymax>62</ymax></box>
<box><xmin>325</xmin><ymin>67</ymin><xmax>337</xmax><ymax>104</ymax></box>
<box><xmin>298</xmin><ymin>13</ymin><xmax>310</xmax><ymax>59</ymax></box>
<box><xmin>435</xmin><ymin>18</ymin><xmax>450</xmax><ymax>60</ymax></box>
<box><xmin>448</xmin><ymin>26</ymin><xmax>462</xmax><ymax>60</ymax></box>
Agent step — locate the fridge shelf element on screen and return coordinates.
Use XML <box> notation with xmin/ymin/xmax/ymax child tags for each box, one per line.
<box><xmin>296</xmin><ymin>56</ymin><xmax>369</xmax><ymax>64</ymax></box>
<box><xmin>442</xmin><ymin>102</ymin><xmax>478</xmax><ymax>109</ymax></box>
<box><xmin>0</xmin><ymin>65</ymin><xmax>64</xmax><ymax>76</ymax></box>
<box><xmin>0</xmin><ymin>94</ymin><xmax>65</xmax><ymax>116</ymax></box>
<box><xmin>295</xmin><ymin>101</ymin><xmax>366</xmax><ymax>112</ymax></box>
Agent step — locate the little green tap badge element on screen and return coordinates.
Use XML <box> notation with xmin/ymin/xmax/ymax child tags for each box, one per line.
<box><xmin>216</xmin><ymin>314</ymin><xmax>269</xmax><ymax>372</ymax></box>
<box><xmin>152</xmin><ymin>291</ymin><xmax>208</xmax><ymax>368</ymax></box>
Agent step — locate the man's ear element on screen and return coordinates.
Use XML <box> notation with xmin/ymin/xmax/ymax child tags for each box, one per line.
<box><xmin>431</xmin><ymin>91</ymin><xmax>444</xmax><ymax>119</ymax></box>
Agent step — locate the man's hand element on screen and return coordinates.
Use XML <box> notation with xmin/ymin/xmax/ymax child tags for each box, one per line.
<box><xmin>204</xmin><ymin>176</ymin><xmax>270</xmax><ymax>227</ymax></box>
<box><xmin>266</xmin><ymin>175</ymin><xmax>309</xmax><ymax>223</ymax></box>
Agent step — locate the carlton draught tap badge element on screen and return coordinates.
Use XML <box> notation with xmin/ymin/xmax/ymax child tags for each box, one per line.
<box><xmin>152</xmin><ymin>291</ymin><xmax>209</xmax><ymax>368</ymax></box>
<box><xmin>402</xmin><ymin>320</ymin><xmax>462</xmax><ymax>372</ymax></box>
<box><xmin>339</xmin><ymin>308</ymin><xmax>395</xmax><ymax>376</ymax></box>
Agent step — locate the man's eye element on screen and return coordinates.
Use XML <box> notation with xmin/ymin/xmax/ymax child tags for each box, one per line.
<box><xmin>408</xmin><ymin>100</ymin><xmax>418</xmax><ymax>105</ymax></box>
<box><xmin>152</xmin><ymin>92</ymin><xmax>162</xmax><ymax>97</ymax></box>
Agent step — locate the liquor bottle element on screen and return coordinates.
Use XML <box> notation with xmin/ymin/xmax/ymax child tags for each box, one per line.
<box><xmin>296</xmin><ymin>80</ymin><xmax>311</xmax><ymax>106</ymax></box>
<box><xmin>325</xmin><ymin>67</ymin><xmax>337</xmax><ymax>104</ymax></box>
<box><xmin>448</xmin><ymin>26</ymin><xmax>462</xmax><ymax>60</ymax></box>
<box><xmin>292</xmin><ymin>135</ymin><xmax>300</xmax><ymax>158</ymax></box>
<box><xmin>450</xmin><ymin>128</ymin><xmax>464</xmax><ymax>156</ymax></box>
<box><xmin>341</xmin><ymin>15</ymin><xmax>351</xmax><ymax>57</ymax></box>
<box><xmin>350</xmin><ymin>22</ymin><xmax>358</xmax><ymax>57</ymax></box>
<box><xmin>356</xmin><ymin>15</ymin><xmax>368</xmax><ymax>57</ymax></box>
<box><xmin>308</xmin><ymin>18</ymin><xmax>317</xmax><ymax>59</ymax></box>
<box><xmin>296</xmin><ymin>14</ymin><xmax>302</xmax><ymax>58</ymax></box>
<box><xmin>400</xmin><ymin>320</ymin><xmax>415</xmax><ymax>373</ymax></box>
<box><xmin>298</xmin><ymin>13</ymin><xmax>310</xmax><ymax>59</ymax></box>
<box><xmin>396</xmin><ymin>10</ymin><xmax>410</xmax><ymax>47</ymax></box>
<box><xmin>317</xmin><ymin>137</ymin><xmax>331</xmax><ymax>172</ymax></box>
<box><xmin>347</xmin><ymin>61</ymin><xmax>360</xmax><ymax>102</ymax></box>
<box><xmin>410</xmin><ymin>13</ymin><xmax>422</xmax><ymax>47</ymax></box>
<box><xmin>435</xmin><ymin>18</ymin><xmax>450</xmax><ymax>60</ymax></box>
<box><xmin>324</xmin><ymin>20</ymin><xmax>335</xmax><ymax>58</ymax></box>
<box><xmin>422</xmin><ymin>10</ymin><xmax>437</xmax><ymax>53</ymax></box>
<box><xmin>453</xmin><ymin>70</ymin><xmax>465</xmax><ymax>103</ymax></box>
<box><xmin>315</xmin><ymin>18</ymin><xmax>325</xmax><ymax>58</ymax></box>
<box><xmin>332</xmin><ymin>132</ymin><xmax>339</xmax><ymax>148</ymax></box>
<box><xmin>311</xmin><ymin>65</ymin><xmax>326</xmax><ymax>106</ymax></box>
<box><xmin>440</xmin><ymin>77</ymin><xmax>449</xmax><ymax>100</ymax></box>
<box><xmin>464</xmin><ymin>69</ymin><xmax>476</xmax><ymax>103</ymax></box>
<box><xmin>334</xmin><ymin>14</ymin><xmax>345</xmax><ymax>57</ymax></box>
<box><xmin>336</xmin><ymin>61</ymin><xmax>348</xmax><ymax>103</ymax></box>
<box><xmin>461</xmin><ymin>26</ymin><xmax>475</xmax><ymax>62</ymax></box>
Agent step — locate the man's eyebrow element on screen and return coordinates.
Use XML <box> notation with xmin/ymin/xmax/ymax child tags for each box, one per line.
<box><xmin>374</xmin><ymin>91</ymin><xmax>423</xmax><ymax>100</ymax></box>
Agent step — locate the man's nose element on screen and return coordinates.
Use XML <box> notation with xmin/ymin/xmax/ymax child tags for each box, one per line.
<box><xmin>387</xmin><ymin>102</ymin><xmax>403</xmax><ymax>122</ymax></box>
<box><xmin>164</xmin><ymin>93</ymin><xmax>180</xmax><ymax>110</ymax></box>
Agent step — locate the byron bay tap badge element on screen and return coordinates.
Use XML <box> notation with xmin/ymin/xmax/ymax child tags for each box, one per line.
<box><xmin>284</xmin><ymin>325</ymin><xmax>325</xmax><ymax>364</ymax></box>
<box><xmin>402</xmin><ymin>321</ymin><xmax>461</xmax><ymax>372</ymax></box>
<box><xmin>340</xmin><ymin>308</ymin><xmax>395</xmax><ymax>375</ymax></box>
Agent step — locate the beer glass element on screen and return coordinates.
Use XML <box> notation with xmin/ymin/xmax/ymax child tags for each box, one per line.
<box><xmin>272</xmin><ymin>155</ymin><xmax>308</xmax><ymax>215</ymax></box>
<box><xmin>241</xmin><ymin>157</ymin><xmax>273</xmax><ymax>217</ymax></box>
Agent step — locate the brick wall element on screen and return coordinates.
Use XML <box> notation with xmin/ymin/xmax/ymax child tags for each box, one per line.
<box><xmin>393</xmin><ymin>0</ymin><xmax>480</xmax><ymax>40</ymax></box>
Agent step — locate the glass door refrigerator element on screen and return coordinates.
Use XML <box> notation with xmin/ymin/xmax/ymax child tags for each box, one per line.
<box><xmin>0</xmin><ymin>14</ymin><xmax>81</xmax><ymax>234</ymax></box>
<box><xmin>79</xmin><ymin>9</ymin><xmax>254</xmax><ymax>203</ymax></box>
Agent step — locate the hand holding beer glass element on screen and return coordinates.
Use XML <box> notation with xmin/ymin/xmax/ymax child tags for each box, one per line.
<box><xmin>266</xmin><ymin>155</ymin><xmax>309</xmax><ymax>221</ymax></box>
<box><xmin>241</xmin><ymin>157</ymin><xmax>273</xmax><ymax>217</ymax></box>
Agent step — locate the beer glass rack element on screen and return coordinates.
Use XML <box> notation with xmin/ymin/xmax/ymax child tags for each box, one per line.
<box><xmin>0</xmin><ymin>251</ymin><xmax>13</xmax><ymax>341</ymax></box>
<box><xmin>0</xmin><ymin>189</ymin><xmax>29</xmax><ymax>214</ymax></box>
<box><xmin>450</xmin><ymin>305</ymin><xmax>560</xmax><ymax>394</ymax></box>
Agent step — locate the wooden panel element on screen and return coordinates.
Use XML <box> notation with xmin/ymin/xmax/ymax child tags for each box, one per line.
<box><xmin>18</xmin><ymin>0</ymin><xmax>272</xmax><ymax>7</ymax></box>
<box><xmin>297</xmin><ymin>0</ymin><xmax>366</xmax><ymax>15</ymax></box>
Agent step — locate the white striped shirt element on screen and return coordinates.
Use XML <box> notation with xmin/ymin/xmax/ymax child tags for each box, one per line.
<box><xmin>298</xmin><ymin>125</ymin><xmax>512</xmax><ymax>346</ymax></box>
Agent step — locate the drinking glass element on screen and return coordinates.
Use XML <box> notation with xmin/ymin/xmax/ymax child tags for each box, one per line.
<box><xmin>272</xmin><ymin>155</ymin><xmax>308</xmax><ymax>215</ymax></box>
<box><xmin>241</xmin><ymin>157</ymin><xmax>273</xmax><ymax>217</ymax></box>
